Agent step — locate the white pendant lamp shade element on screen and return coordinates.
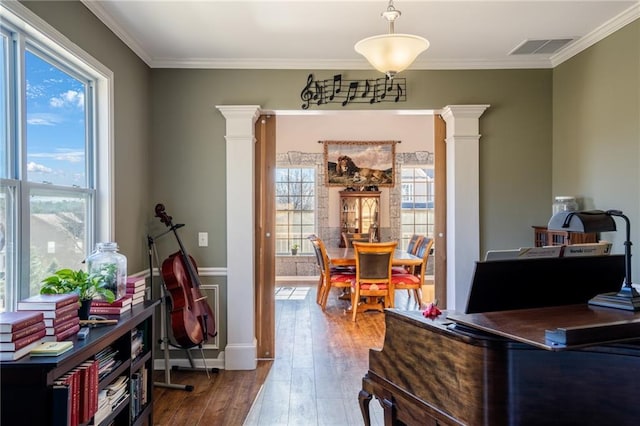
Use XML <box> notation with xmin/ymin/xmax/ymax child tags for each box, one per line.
<box><xmin>355</xmin><ymin>33</ymin><xmax>429</xmax><ymax>77</ymax></box>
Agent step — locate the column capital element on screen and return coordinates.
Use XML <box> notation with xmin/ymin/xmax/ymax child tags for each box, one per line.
<box><xmin>441</xmin><ymin>105</ymin><xmax>490</xmax><ymax>122</ymax></box>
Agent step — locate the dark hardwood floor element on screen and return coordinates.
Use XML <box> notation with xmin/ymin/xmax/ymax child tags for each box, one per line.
<box><xmin>153</xmin><ymin>282</ymin><xmax>424</xmax><ymax>425</ymax></box>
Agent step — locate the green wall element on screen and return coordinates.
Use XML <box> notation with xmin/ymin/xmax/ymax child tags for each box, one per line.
<box><xmin>150</xmin><ymin>68</ymin><xmax>553</xmax><ymax>261</ymax></box>
<box><xmin>553</xmin><ymin>19</ymin><xmax>640</xmax><ymax>280</ymax></box>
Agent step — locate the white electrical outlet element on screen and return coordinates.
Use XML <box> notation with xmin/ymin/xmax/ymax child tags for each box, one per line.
<box><xmin>198</xmin><ymin>232</ymin><xmax>208</xmax><ymax>247</ymax></box>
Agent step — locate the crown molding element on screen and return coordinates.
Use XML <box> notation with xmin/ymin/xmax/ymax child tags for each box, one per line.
<box><xmin>551</xmin><ymin>3</ymin><xmax>640</xmax><ymax>67</ymax></box>
<box><xmin>81</xmin><ymin>0</ymin><xmax>152</xmax><ymax>67</ymax></box>
<box><xmin>82</xmin><ymin>0</ymin><xmax>639</xmax><ymax>71</ymax></box>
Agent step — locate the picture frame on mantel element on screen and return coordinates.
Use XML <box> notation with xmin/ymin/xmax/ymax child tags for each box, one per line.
<box><xmin>323</xmin><ymin>140</ymin><xmax>397</xmax><ymax>187</ymax></box>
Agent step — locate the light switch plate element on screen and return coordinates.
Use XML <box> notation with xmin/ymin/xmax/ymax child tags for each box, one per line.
<box><xmin>198</xmin><ymin>232</ymin><xmax>208</xmax><ymax>247</ymax></box>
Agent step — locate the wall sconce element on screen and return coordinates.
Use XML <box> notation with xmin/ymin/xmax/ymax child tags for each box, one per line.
<box><xmin>548</xmin><ymin>209</ymin><xmax>640</xmax><ymax>311</ymax></box>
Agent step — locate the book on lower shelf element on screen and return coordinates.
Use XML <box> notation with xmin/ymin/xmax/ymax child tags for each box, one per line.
<box><xmin>52</xmin><ymin>384</ymin><xmax>72</xmax><ymax>426</ymax></box>
<box><xmin>30</xmin><ymin>340</ymin><xmax>74</xmax><ymax>357</ymax></box>
<box><xmin>17</xmin><ymin>293</ymin><xmax>79</xmax><ymax>311</ymax></box>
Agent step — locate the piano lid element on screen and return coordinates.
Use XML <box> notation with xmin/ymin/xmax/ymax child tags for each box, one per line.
<box><xmin>465</xmin><ymin>255</ymin><xmax>625</xmax><ymax>314</ymax></box>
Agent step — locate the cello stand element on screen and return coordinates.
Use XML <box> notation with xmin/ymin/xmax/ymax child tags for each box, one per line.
<box><xmin>149</xmin><ymin>235</ymin><xmax>216</xmax><ymax>391</ymax></box>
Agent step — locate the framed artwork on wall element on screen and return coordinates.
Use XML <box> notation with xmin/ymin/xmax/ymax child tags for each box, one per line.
<box><xmin>323</xmin><ymin>140</ymin><xmax>397</xmax><ymax>187</ymax></box>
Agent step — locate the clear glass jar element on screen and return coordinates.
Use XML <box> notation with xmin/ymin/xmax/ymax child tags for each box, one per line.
<box><xmin>553</xmin><ymin>196</ymin><xmax>579</xmax><ymax>215</ymax></box>
<box><xmin>87</xmin><ymin>242</ymin><xmax>127</xmax><ymax>300</ymax></box>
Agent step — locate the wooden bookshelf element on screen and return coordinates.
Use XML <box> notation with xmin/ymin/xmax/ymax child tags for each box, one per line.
<box><xmin>0</xmin><ymin>300</ymin><xmax>158</xmax><ymax>426</ymax></box>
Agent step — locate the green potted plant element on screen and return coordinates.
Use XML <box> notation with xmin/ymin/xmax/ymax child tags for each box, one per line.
<box><xmin>40</xmin><ymin>268</ymin><xmax>116</xmax><ymax>319</ymax></box>
<box><xmin>291</xmin><ymin>244</ymin><xmax>299</xmax><ymax>255</ymax></box>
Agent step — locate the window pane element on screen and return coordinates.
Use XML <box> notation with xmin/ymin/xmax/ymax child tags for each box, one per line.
<box><xmin>275</xmin><ymin>167</ymin><xmax>315</xmax><ymax>254</ymax></box>
<box><xmin>0</xmin><ymin>183</ymin><xmax>15</xmax><ymax>312</ymax></box>
<box><xmin>25</xmin><ymin>51</ymin><xmax>87</xmax><ymax>187</ymax></box>
<box><xmin>1</xmin><ymin>31</ymin><xmax>8</xmax><ymax>179</ymax></box>
<box><xmin>400</xmin><ymin>166</ymin><xmax>435</xmax><ymax>250</ymax></box>
<box><xmin>29</xmin><ymin>192</ymin><xmax>88</xmax><ymax>296</ymax></box>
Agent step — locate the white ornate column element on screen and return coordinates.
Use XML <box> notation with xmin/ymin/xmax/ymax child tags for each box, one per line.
<box><xmin>441</xmin><ymin>105</ymin><xmax>489</xmax><ymax>312</ymax></box>
<box><xmin>216</xmin><ymin>105</ymin><xmax>260</xmax><ymax>370</ymax></box>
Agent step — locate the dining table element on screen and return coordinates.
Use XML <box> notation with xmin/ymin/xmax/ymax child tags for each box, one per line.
<box><xmin>325</xmin><ymin>247</ymin><xmax>422</xmax><ymax>268</ymax></box>
<box><xmin>324</xmin><ymin>246</ymin><xmax>423</xmax><ymax>313</ymax></box>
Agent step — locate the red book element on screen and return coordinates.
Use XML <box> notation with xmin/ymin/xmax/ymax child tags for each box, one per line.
<box><xmin>77</xmin><ymin>362</ymin><xmax>94</xmax><ymax>423</ymax></box>
<box><xmin>89</xmin><ymin>305</ymin><xmax>130</xmax><ymax>316</ymax></box>
<box><xmin>46</xmin><ymin>316</ymin><xmax>80</xmax><ymax>336</ymax></box>
<box><xmin>131</xmin><ymin>294</ymin><xmax>145</xmax><ymax>305</ymax></box>
<box><xmin>22</xmin><ymin>302</ymin><xmax>79</xmax><ymax>320</ymax></box>
<box><xmin>56</xmin><ymin>370</ymin><xmax>80</xmax><ymax>426</ymax></box>
<box><xmin>126</xmin><ymin>286</ymin><xmax>146</xmax><ymax>295</ymax></box>
<box><xmin>43</xmin><ymin>324</ymin><xmax>80</xmax><ymax>342</ymax></box>
<box><xmin>0</xmin><ymin>328</ymin><xmax>46</xmax><ymax>351</ymax></box>
<box><xmin>0</xmin><ymin>311</ymin><xmax>44</xmax><ymax>333</ymax></box>
<box><xmin>17</xmin><ymin>293</ymin><xmax>79</xmax><ymax>311</ymax></box>
<box><xmin>126</xmin><ymin>276</ymin><xmax>146</xmax><ymax>287</ymax></box>
<box><xmin>43</xmin><ymin>309</ymin><xmax>79</xmax><ymax>327</ymax></box>
<box><xmin>90</xmin><ymin>295</ymin><xmax>132</xmax><ymax>308</ymax></box>
<box><xmin>0</xmin><ymin>321</ymin><xmax>46</xmax><ymax>343</ymax></box>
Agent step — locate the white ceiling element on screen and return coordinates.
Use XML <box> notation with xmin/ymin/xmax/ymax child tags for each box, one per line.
<box><xmin>82</xmin><ymin>0</ymin><xmax>640</xmax><ymax>70</ymax></box>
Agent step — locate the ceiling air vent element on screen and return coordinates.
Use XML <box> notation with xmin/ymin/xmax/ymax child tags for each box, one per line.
<box><xmin>510</xmin><ymin>38</ymin><xmax>574</xmax><ymax>55</ymax></box>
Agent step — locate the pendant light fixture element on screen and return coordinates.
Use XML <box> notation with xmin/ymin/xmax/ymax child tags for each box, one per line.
<box><xmin>355</xmin><ymin>0</ymin><xmax>429</xmax><ymax>79</ymax></box>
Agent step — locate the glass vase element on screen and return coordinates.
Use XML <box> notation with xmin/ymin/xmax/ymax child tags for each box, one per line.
<box><xmin>87</xmin><ymin>242</ymin><xmax>127</xmax><ymax>300</ymax></box>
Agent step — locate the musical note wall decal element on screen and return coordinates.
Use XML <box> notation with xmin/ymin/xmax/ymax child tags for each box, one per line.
<box><xmin>300</xmin><ymin>73</ymin><xmax>406</xmax><ymax>109</ymax></box>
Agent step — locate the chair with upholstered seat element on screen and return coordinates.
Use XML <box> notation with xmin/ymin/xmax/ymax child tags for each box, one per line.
<box><xmin>391</xmin><ymin>237</ymin><xmax>434</xmax><ymax>308</ymax></box>
<box><xmin>311</xmin><ymin>236</ymin><xmax>356</xmax><ymax>311</ymax></box>
<box><xmin>350</xmin><ymin>241</ymin><xmax>397</xmax><ymax>321</ymax></box>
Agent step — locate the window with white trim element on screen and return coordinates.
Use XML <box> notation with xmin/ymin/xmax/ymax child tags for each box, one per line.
<box><xmin>275</xmin><ymin>167</ymin><xmax>316</xmax><ymax>255</ymax></box>
<box><xmin>1</xmin><ymin>4</ymin><xmax>112</xmax><ymax>312</ymax></box>
<box><xmin>400</xmin><ymin>166</ymin><xmax>435</xmax><ymax>249</ymax></box>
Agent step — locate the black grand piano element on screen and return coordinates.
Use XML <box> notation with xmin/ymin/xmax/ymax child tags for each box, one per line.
<box><xmin>359</xmin><ymin>255</ymin><xmax>640</xmax><ymax>425</ymax></box>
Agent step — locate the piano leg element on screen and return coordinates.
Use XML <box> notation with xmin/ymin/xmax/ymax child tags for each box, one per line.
<box><xmin>358</xmin><ymin>388</ymin><xmax>373</xmax><ymax>426</ymax></box>
<box><xmin>381</xmin><ymin>393</ymin><xmax>394</xmax><ymax>425</ymax></box>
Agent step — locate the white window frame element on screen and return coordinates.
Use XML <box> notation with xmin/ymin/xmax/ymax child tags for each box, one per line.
<box><xmin>1</xmin><ymin>2</ymin><xmax>114</xmax><ymax>310</ymax></box>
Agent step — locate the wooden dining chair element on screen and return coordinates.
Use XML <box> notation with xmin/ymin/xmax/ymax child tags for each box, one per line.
<box><xmin>341</xmin><ymin>232</ymin><xmax>371</xmax><ymax>248</ymax></box>
<box><xmin>311</xmin><ymin>236</ymin><xmax>356</xmax><ymax>311</ymax></box>
<box><xmin>350</xmin><ymin>241</ymin><xmax>397</xmax><ymax>321</ymax></box>
<box><xmin>392</xmin><ymin>234</ymin><xmax>425</xmax><ymax>275</ymax></box>
<box><xmin>307</xmin><ymin>234</ymin><xmax>324</xmax><ymax>304</ymax></box>
<box><xmin>391</xmin><ymin>237</ymin><xmax>434</xmax><ymax>308</ymax></box>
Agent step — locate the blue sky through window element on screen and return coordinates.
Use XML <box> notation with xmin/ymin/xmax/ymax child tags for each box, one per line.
<box><xmin>26</xmin><ymin>51</ymin><xmax>86</xmax><ymax>187</ymax></box>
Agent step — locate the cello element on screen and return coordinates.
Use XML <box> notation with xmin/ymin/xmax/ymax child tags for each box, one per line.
<box><xmin>155</xmin><ymin>204</ymin><xmax>217</xmax><ymax>348</ymax></box>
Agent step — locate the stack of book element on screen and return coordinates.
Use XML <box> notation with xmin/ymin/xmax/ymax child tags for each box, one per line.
<box><xmin>106</xmin><ymin>375</ymin><xmax>129</xmax><ymax>411</ymax></box>
<box><xmin>126</xmin><ymin>276</ymin><xmax>147</xmax><ymax>307</ymax></box>
<box><xmin>53</xmin><ymin>359</ymin><xmax>99</xmax><ymax>426</ymax></box>
<box><xmin>0</xmin><ymin>311</ymin><xmax>46</xmax><ymax>361</ymax></box>
<box><xmin>17</xmin><ymin>293</ymin><xmax>80</xmax><ymax>343</ymax></box>
<box><xmin>89</xmin><ymin>295</ymin><xmax>132</xmax><ymax>319</ymax></box>
<box><xmin>95</xmin><ymin>346</ymin><xmax>121</xmax><ymax>381</ymax></box>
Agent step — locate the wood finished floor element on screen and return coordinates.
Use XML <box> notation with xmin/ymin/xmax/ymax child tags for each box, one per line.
<box><xmin>152</xmin><ymin>282</ymin><xmax>426</xmax><ymax>426</ymax></box>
